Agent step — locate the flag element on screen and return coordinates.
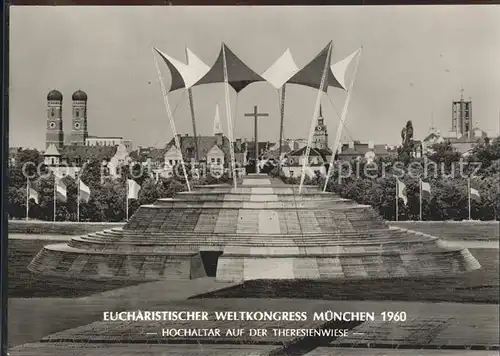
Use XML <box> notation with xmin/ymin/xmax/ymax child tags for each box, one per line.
<box><xmin>27</xmin><ymin>180</ymin><xmax>39</xmax><ymax>204</ymax></box>
<box><xmin>396</xmin><ymin>178</ymin><xmax>407</xmax><ymax>205</ymax></box>
<box><xmin>55</xmin><ymin>177</ymin><xmax>67</xmax><ymax>203</ymax></box>
<box><xmin>470</xmin><ymin>187</ymin><xmax>481</xmax><ymax>201</ymax></box>
<box><xmin>421</xmin><ymin>180</ymin><xmax>431</xmax><ymax>199</ymax></box>
<box><xmin>79</xmin><ymin>180</ymin><xmax>91</xmax><ymax>203</ymax></box>
<box><xmin>127</xmin><ymin>179</ymin><xmax>141</xmax><ymax>200</ymax></box>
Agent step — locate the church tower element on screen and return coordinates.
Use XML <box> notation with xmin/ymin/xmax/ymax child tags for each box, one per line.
<box><xmin>312</xmin><ymin>105</ymin><xmax>328</xmax><ymax>149</ymax></box>
<box><xmin>45</xmin><ymin>89</ymin><xmax>64</xmax><ymax>149</ymax></box>
<box><xmin>70</xmin><ymin>90</ymin><xmax>88</xmax><ymax>145</ymax></box>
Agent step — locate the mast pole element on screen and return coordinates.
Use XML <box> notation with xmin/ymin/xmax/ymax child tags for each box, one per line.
<box><xmin>323</xmin><ymin>47</ymin><xmax>362</xmax><ymax>192</ymax></box>
<box><xmin>299</xmin><ymin>44</ymin><xmax>332</xmax><ymax>194</ymax></box>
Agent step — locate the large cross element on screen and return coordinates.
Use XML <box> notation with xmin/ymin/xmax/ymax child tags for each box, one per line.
<box><xmin>244</xmin><ymin>105</ymin><xmax>269</xmax><ymax>173</ymax></box>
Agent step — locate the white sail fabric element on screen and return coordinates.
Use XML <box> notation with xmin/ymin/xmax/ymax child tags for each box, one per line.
<box><xmin>262</xmin><ymin>49</ymin><xmax>299</xmax><ymax>89</ymax></box>
<box><xmin>330</xmin><ymin>48</ymin><xmax>361</xmax><ymax>91</ymax></box>
<box><xmin>154</xmin><ymin>47</ymin><xmax>210</xmax><ymax>92</ymax></box>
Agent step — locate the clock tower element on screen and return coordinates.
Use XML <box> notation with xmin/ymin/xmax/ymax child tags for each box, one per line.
<box><xmin>312</xmin><ymin>105</ymin><xmax>328</xmax><ymax>149</ymax></box>
<box><xmin>70</xmin><ymin>90</ymin><xmax>88</xmax><ymax>145</ymax></box>
<box><xmin>45</xmin><ymin>89</ymin><xmax>64</xmax><ymax>149</ymax></box>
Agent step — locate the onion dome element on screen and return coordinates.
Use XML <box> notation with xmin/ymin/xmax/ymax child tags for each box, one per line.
<box><xmin>72</xmin><ymin>90</ymin><xmax>88</xmax><ymax>101</ymax></box>
<box><xmin>47</xmin><ymin>89</ymin><xmax>63</xmax><ymax>101</ymax></box>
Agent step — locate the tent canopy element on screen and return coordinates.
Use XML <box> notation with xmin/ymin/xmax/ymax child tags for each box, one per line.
<box><xmin>154</xmin><ymin>47</ymin><xmax>210</xmax><ymax>92</ymax></box>
<box><xmin>154</xmin><ymin>41</ymin><xmax>358</xmax><ymax>94</ymax></box>
<box><xmin>261</xmin><ymin>48</ymin><xmax>299</xmax><ymax>89</ymax></box>
<box><xmin>193</xmin><ymin>43</ymin><xmax>265</xmax><ymax>93</ymax></box>
<box><xmin>287</xmin><ymin>41</ymin><xmax>344</xmax><ymax>92</ymax></box>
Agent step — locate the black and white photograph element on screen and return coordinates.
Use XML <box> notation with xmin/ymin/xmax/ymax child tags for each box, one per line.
<box><xmin>6</xmin><ymin>5</ymin><xmax>500</xmax><ymax>356</ymax></box>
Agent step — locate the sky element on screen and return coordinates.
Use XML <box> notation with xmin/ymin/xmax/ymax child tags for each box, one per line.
<box><xmin>9</xmin><ymin>5</ymin><xmax>500</xmax><ymax>150</ymax></box>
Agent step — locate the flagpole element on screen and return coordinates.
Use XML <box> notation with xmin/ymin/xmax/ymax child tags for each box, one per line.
<box><xmin>26</xmin><ymin>178</ymin><xmax>29</xmax><ymax>221</ymax></box>
<box><xmin>126</xmin><ymin>179</ymin><xmax>129</xmax><ymax>222</ymax></box>
<box><xmin>299</xmin><ymin>44</ymin><xmax>332</xmax><ymax>194</ymax></box>
<box><xmin>468</xmin><ymin>177</ymin><xmax>471</xmax><ymax>221</ymax></box>
<box><xmin>395</xmin><ymin>179</ymin><xmax>399</xmax><ymax>222</ymax></box>
<box><xmin>419</xmin><ymin>179</ymin><xmax>422</xmax><ymax>221</ymax></box>
<box><xmin>323</xmin><ymin>47</ymin><xmax>362</xmax><ymax>192</ymax></box>
<box><xmin>53</xmin><ymin>175</ymin><xmax>56</xmax><ymax>222</ymax></box>
<box><xmin>77</xmin><ymin>174</ymin><xmax>80</xmax><ymax>222</ymax></box>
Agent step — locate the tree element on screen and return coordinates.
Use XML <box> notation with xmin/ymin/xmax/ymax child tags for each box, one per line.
<box><xmin>398</xmin><ymin>120</ymin><xmax>415</xmax><ymax>164</ymax></box>
<box><xmin>428</xmin><ymin>141</ymin><xmax>461</xmax><ymax>174</ymax></box>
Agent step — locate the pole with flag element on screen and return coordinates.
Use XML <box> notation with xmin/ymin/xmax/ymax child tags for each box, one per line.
<box><xmin>77</xmin><ymin>173</ymin><xmax>80</xmax><ymax>222</ymax></box>
<box><xmin>468</xmin><ymin>177</ymin><xmax>471</xmax><ymax>220</ymax></box>
<box><xmin>26</xmin><ymin>178</ymin><xmax>39</xmax><ymax>220</ymax></box>
<box><xmin>468</xmin><ymin>177</ymin><xmax>481</xmax><ymax>220</ymax></box>
<box><xmin>54</xmin><ymin>175</ymin><xmax>67</xmax><ymax>222</ymax></box>
<box><xmin>395</xmin><ymin>179</ymin><xmax>399</xmax><ymax>222</ymax></box>
<box><xmin>419</xmin><ymin>179</ymin><xmax>422</xmax><ymax>221</ymax></box>
<box><xmin>396</xmin><ymin>178</ymin><xmax>407</xmax><ymax>221</ymax></box>
<box><xmin>77</xmin><ymin>177</ymin><xmax>91</xmax><ymax>222</ymax></box>
<box><xmin>420</xmin><ymin>179</ymin><xmax>431</xmax><ymax>221</ymax></box>
<box><xmin>126</xmin><ymin>179</ymin><xmax>141</xmax><ymax>221</ymax></box>
<box><xmin>26</xmin><ymin>179</ymin><xmax>29</xmax><ymax>221</ymax></box>
<box><xmin>53</xmin><ymin>176</ymin><xmax>56</xmax><ymax>222</ymax></box>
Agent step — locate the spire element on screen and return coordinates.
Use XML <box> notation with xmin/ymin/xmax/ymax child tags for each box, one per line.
<box><xmin>213</xmin><ymin>103</ymin><xmax>223</xmax><ymax>136</ymax></box>
<box><xmin>319</xmin><ymin>104</ymin><xmax>323</xmax><ymax>118</ymax></box>
<box><xmin>460</xmin><ymin>86</ymin><xmax>464</xmax><ymax>101</ymax></box>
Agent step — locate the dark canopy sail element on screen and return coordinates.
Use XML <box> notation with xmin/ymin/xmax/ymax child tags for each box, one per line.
<box><xmin>287</xmin><ymin>41</ymin><xmax>344</xmax><ymax>92</ymax></box>
<box><xmin>193</xmin><ymin>43</ymin><xmax>265</xmax><ymax>93</ymax></box>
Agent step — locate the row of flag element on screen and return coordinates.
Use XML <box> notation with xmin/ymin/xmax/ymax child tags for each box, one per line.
<box><xmin>26</xmin><ymin>176</ymin><xmax>141</xmax><ymax>221</ymax></box>
<box><xmin>396</xmin><ymin>177</ymin><xmax>481</xmax><ymax>221</ymax></box>
<box><xmin>395</xmin><ymin>178</ymin><xmax>481</xmax><ymax>205</ymax></box>
<box><xmin>27</xmin><ymin>178</ymin><xmax>90</xmax><ymax>205</ymax></box>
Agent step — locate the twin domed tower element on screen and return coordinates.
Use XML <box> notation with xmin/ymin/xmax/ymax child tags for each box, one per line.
<box><xmin>46</xmin><ymin>89</ymin><xmax>88</xmax><ymax>149</ymax></box>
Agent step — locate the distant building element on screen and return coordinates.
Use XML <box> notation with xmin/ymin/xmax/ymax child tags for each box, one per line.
<box><xmin>9</xmin><ymin>147</ymin><xmax>22</xmax><ymax>167</ymax></box>
<box><xmin>282</xmin><ymin>146</ymin><xmax>332</xmax><ymax>178</ymax></box>
<box><xmin>86</xmin><ymin>136</ymin><xmax>133</xmax><ymax>151</ymax></box>
<box><xmin>106</xmin><ymin>143</ymin><xmax>132</xmax><ymax>178</ymax></box>
<box><xmin>312</xmin><ymin>105</ymin><xmax>329</xmax><ymax>150</ymax></box>
<box><xmin>43</xmin><ymin>143</ymin><xmax>81</xmax><ymax>179</ymax></box>
<box><xmin>420</xmin><ymin>90</ymin><xmax>493</xmax><ymax>156</ymax></box>
<box><xmin>45</xmin><ymin>89</ymin><xmax>132</xmax><ymax>152</ymax></box>
<box><xmin>337</xmin><ymin>141</ymin><xmax>391</xmax><ymax>162</ymax></box>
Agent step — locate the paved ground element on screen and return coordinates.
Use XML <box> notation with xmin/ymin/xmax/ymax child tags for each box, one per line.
<box><xmin>8</xmin><ymin>344</ymin><xmax>277</xmax><ymax>356</ymax></box>
<box><xmin>8</xmin><ymin>278</ymin><xmax>237</xmax><ymax>347</ymax></box>
<box><xmin>10</xmin><ymin>344</ymin><xmax>499</xmax><ymax>356</ymax></box>
<box><xmin>37</xmin><ymin>299</ymin><xmax>499</xmax><ymax>348</ymax></box>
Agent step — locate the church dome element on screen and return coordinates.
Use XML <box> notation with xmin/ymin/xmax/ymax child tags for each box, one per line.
<box><xmin>47</xmin><ymin>89</ymin><xmax>63</xmax><ymax>101</ymax></box>
<box><xmin>72</xmin><ymin>90</ymin><xmax>88</xmax><ymax>101</ymax></box>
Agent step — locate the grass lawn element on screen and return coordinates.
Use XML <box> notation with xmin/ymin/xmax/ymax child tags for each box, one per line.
<box><xmin>8</xmin><ymin>239</ymin><xmax>144</xmax><ymax>298</ymax></box>
<box><xmin>192</xmin><ymin>248</ymin><xmax>499</xmax><ymax>304</ymax></box>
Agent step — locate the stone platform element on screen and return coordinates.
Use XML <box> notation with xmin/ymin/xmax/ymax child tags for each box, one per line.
<box><xmin>28</xmin><ymin>175</ymin><xmax>481</xmax><ymax>282</ymax></box>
